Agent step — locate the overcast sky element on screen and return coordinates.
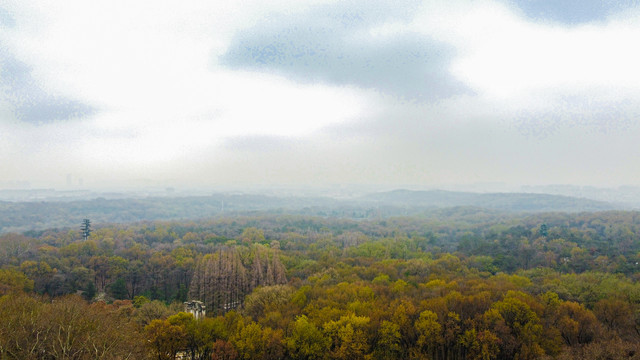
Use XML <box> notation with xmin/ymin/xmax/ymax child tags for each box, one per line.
<box><xmin>1</xmin><ymin>0</ymin><xmax>640</xmax><ymax>191</ymax></box>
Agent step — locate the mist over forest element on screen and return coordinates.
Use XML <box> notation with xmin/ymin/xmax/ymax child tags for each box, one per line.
<box><xmin>4</xmin><ymin>0</ymin><xmax>640</xmax><ymax>358</ymax></box>
<box><xmin>0</xmin><ymin>188</ymin><xmax>627</xmax><ymax>234</ymax></box>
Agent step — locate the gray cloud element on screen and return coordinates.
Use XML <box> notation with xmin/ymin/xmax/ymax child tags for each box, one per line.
<box><xmin>0</xmin><ymin>6</ymin><xmax>15</xmax><ymax>28</ymax></box>
<box><xmin>0</xmin><ymin>45</ymin><xmax>95</xmax><ymax>124</ymax></box>
<box><xmin>508</xmin><ymin>0</ymin><xmax>639</xmax><ymax>24</ymax></box>
<box><xmin>221</xmin><ymin>0</ymin><xmax>469</xmax><ymax>101</ymax></box>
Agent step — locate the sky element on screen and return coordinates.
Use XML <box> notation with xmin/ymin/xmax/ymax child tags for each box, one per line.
<box><xmin>1</xmin><ymin>0</ymin><xmax>640</xmax><ymax>191</ymax></box>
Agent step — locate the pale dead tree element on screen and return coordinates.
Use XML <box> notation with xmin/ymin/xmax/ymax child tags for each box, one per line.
<box><xmin>188</xmin><ymin>244</ymin><xmax>287</xmax><ymax>314</ymax></box>
<box><xmin>251</xmin><ymin>248</ymin><xmax>264</xmax><ymax>289</ymax></box>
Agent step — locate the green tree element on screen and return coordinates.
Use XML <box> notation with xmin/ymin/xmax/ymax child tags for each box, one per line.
<box><xmin>145</xmin><ymin>319</ymin><xmax>187</xmax><ymax>360</ymax></box>
<box><xmin>323</xmin><ymin>313</ymin><xmax>371</xmax><ymax>360</ymax></box>
<box><xmin>110</xmin><ymin>278</ymin><xmax>128</xmax><ymax>299</ymax></box>
<box><xmin>0</xmin><ymin>268</ymin><xmax>34</xmax><ymax>295</ymax></box>
<box><xmin>376</xmin><ymin>320</ymin><xmax>402</xmax><ymax>359</ymax></box>
<box><xmin>286</xmin><ymin>315</ymin><xmax>329</xmax><ymax>360</ymax></box>
<box><xmin>415</xmin><ymin>310</ymin><xmax>442</xmax><ymax>358</ymax></box>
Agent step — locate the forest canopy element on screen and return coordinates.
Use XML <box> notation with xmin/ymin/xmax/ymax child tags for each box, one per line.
<box><xmin>1</xmin><ymin>209</ymin><xmax>640</xmax><ymax>359</ymax></box>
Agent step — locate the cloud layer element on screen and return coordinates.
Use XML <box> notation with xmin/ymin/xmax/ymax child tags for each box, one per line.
<box><xmin>222</xmin><ymin>0</ymin><xmax>468</xmax><ymax>100</ymax></box>
<box><xmin>508</xmin><ymin>0</ymin><xmax>639</xmax><ymax>24</ymax></box>
<box><xmin>1</xmin><ymin>0</ymin><xmax>640</xmax><ymax>189</ymax></box>
<box><xmin>0</xmin><ymin>49</ymin><xmax>95</xmax><ymax>123</ymax></box>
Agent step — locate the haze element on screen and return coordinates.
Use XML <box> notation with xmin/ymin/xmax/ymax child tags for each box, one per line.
<box><xmin>2</xmin><ymin>0</ymin><xmax>640</xmax><ymax>191</ymax></box>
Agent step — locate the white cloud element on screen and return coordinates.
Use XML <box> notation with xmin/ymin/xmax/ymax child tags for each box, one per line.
<box><xmin>2</xmin><ymin>0</ymin><xmax>640</xmax><ymax>188</ymax></box>
<box><xmin>2</xmin><ymin>0</ymin><xmax>367</xmax><ymax>174</ymax></box>
<box><xmin>79</xmin><ymin>72</ymin><xmax>367</xmax><ymax>166</ymax></box>
<box><xmin>419</xmin><ymin>1</ymin><xmax>640</xmax><ymax>100</ymax></box>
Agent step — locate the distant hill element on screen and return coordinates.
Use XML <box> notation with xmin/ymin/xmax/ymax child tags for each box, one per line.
<box><xmin>360</xmin><ymin>189</ymin><xmax>616</xmax><ymax>212</ymax></box>
<box><xmin>0</xmin><ymin>194</ymin><xmax>341</xmax><ymax>234</ymax></box>
<box><xmin>0</xmin><ymin>189</ymin><xmax>619</xmax><ymax>234</ymax></box>
<box><xmin>520</xmin><ymin>184</ymin><xmax>640</xmax><ymax>208</ymax></box>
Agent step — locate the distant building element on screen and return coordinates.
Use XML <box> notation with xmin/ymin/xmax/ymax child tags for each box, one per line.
<box><xmin>184</xmin><ymin>300</ymin><xmax>206</xmax><ymax>320</ymax></box>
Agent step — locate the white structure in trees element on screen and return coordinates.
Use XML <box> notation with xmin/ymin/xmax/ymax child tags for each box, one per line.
<box><xmin>184</xmin><ymin>300</ymin><xmax>206</xmax><ymax>320</ymax></box>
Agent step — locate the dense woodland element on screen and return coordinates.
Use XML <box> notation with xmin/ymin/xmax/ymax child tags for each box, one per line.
<box><xmin>2</xmin><ymin>208</ymin><xmax>640</xmax><ymax>359</ymax></box>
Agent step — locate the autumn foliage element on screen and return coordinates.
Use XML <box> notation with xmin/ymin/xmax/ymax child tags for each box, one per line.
<box><xmin>2</xmin><ymin>212</ymin><xmax>640</xmax><ymax>359</ymax></box>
